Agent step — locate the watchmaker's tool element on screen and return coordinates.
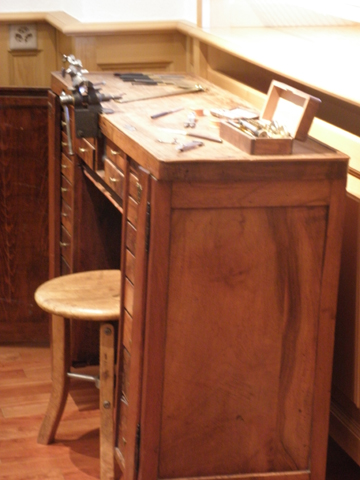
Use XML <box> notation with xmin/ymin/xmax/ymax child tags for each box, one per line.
<box><xmin>176</xmin><ymin>140</ymin><xmax>204</xmax><ymax>152</ymax></box>
<box><xmin>150</xmin><ymin>107</ymin><xmax>184</xmax><ymax>119</ymax></box>
<box><xmin>184</xmin><ymin>111</ymin><xmax>197</xmax><ymax>128</ymax></box>
<box><xmin>159</xmin><ymin>127</ymin><xmax>222</xmax><ymax>143</ymax></box>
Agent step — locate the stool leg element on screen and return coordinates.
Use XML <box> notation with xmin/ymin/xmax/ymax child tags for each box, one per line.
<box><xmin>99</xmin><ymin>323</ymin><xmax>115</xmax><ymax>480</ymax></box>
<box><xmin>38</xmin><ymin>314</ymin><xmax>71</xmax><ymax>445</ymax></box>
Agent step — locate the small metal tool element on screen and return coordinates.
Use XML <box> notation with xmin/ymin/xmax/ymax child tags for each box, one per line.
<box><xmin>151</xmin><ymin>107</ymin><xmax>184</xmax><ymax>119</ymax></box>
<box><xmin>176</xmin><ymin>140</ymin><xmax>204</xmax><ymax>152</ymax></box>
<box><xmin>184</xmin><ymin>111</ymin><xmax>197</xmax><ymax>128</ymax></box>
<box><xmin>157</xmin><ymin>138</ymin><xmax>179</xmax><ymax>145</ymax></box>
<box><xmin>159</xmin><ymin>128</ymin><xmax>222</xmax><ymax>143</ymax></box>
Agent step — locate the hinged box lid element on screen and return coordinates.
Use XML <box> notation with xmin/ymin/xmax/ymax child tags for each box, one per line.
<box><xmin>262</xmin><ymin>80</ymin><xmax>321</xmax><ymax>141</ymax></box>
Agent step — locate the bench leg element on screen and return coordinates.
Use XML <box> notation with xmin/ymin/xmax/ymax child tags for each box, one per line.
<box><xmin>99</xmin><ymin>323</ymin><xmax>115</xmax><ymax>480</ymax></box>
<box><xmin>38</xmin><ymin>314</ymin><xmax>71</xmax><ymax>444</ymax></box>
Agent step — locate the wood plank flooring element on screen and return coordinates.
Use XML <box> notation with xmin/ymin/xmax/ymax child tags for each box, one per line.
<box><xmin>0</xmin><ymin>344</ymin><xmax>359</xmax><ymax>480</ymax></box>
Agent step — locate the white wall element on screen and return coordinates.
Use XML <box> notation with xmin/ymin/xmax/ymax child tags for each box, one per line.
<box><xmin>0</xmin><ymin>0</ymin><xmax>197</xmax><ymax>23</ymax></box>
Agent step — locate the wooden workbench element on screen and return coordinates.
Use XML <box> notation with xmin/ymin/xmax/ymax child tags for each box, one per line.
<box><xmin>49</xmin><ymin>71</ymin><xmax>348</xmax><ymax>480</ymax></box>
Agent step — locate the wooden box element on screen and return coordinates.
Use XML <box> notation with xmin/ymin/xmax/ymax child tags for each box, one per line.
<box><xmin>219</xmin><ymin>80</ymin><xmax>321</xmax><ymax>155</ymax></box>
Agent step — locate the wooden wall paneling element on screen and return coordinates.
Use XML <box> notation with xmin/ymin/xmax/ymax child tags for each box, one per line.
<box><xmin>7</xmin><ymin>22</ymin><xmax>57</xmax><ymax>87</ymax></box>
<box><xmin>55</xmin><ymin>30</ymin><xmax>75</xmax><ymax>70</ymax></box>
<box><xmin>0</xmin><ymin>88</ymin><xmax>49</xmax><ymax>342</ymax></box>
<box><xmin>95</xmin><ymin>33</ymin><xmax>187</xmax><ymax>72</ymax></box>
<box><xmin>192</xmin><ymin>38</ymin><xmax>208</xmax><ymax>78</ymax></box>
<box><xmin>72</xmin><ymin>36</ymin><xmax>98</xmax><ymax>72</ymax></box>
<box><xmin>8</xmin><ymin>50</ymin><xmax>42</xmax><ymax>87</ymax></box>
<box><xmin>0</xmin><ymin>25</ymin><xmax>10</xmax><ymax>85</ymax></box>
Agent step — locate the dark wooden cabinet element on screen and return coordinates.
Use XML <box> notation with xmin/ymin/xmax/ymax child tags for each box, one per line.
<box><xmin>0</xmin><ymin>88</ymin><xmax>49</xmax><ymax>343</ymax></box>
<box><xmin>49</xmin><ymin>72</ymin><xmax>349</xmax><ymax>480</ymax></box>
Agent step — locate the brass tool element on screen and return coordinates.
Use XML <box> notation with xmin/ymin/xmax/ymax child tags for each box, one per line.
<box><xmin>116</xmin><ymin>85</ymin><xmax>205</xmax><ymax>104</ymax></box>
<box><xmin>159</xmin><ymin>128</ymin><xmax>222</xmax><ymax>143</ymax></box>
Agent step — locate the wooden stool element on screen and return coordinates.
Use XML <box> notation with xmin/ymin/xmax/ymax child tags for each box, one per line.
<box><xmin>34</xmin><ymin>270</ymin><xmax>121</xmax><ymax>480</ymax></box>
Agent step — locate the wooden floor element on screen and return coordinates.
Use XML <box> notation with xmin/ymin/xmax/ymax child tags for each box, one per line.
<box><xmin>0</xmin><ymin>344</ymin><xmax>360</xmax><ymax>480</ymax></box>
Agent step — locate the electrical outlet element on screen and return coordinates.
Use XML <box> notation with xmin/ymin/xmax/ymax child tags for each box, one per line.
<box><xmin>9</xmin><ymin>24</ymin><xmax>37</xmax><ymax>51</ymax></box>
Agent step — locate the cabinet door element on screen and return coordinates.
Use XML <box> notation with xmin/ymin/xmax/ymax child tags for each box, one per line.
<box><xmin>0</xmin><ymin>88</ymin><xmax>49</xmax><ymax>342</ymax></box>
<box><xmin>114</xmin><ymin>166</ymin><xmax>151</xmax><ymax>479</ymax></box>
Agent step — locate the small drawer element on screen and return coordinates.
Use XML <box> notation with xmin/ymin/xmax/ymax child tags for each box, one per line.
<box><xmin>124</xmin><ymin>277</ymin><xmax>134</xmax><ymax>317</ymax></box>
<box><xmin>61</xmin><ymin>199</ymin><xmax>72</xmax><ymax>233</ymax></box>
<box><xmin>61</xmin><ymin>131</ymin><xmax>73</xmax><ymax>157</ymax></box>
<box><xmin>60</xmin><ymin>225</ymin><xmax>71</xmax><ymax>265</ymax></box>
<box><xmin>126</xmin><ymin>221</ymin><xmax>137</xmax><ymax>255</ymax></box>
<box><xmin>61</xmin><ymin>174</ymin><xmax>73</xmax><ymax>207</ymax></box>
<box><xmin>121</xmin><ymin>346</ymin><xmax>131</xmax><ymax>399</ymax></box>
<box><xmin>128</xmin><ymin>171</ymin><xmax>140</xmax><ymax>201</ymax></box>
<box><xmin>125</xmin><ymin>248</ymin><xmax>135</xmax><ymax>285</ymax></box>
<box><xmin>127</xmin><ymin>196</ymin><xmax>138</xmax><ymax>228</ymax></box>
<box><xmin>61</xmin><ymin>255</ymin><xmax>71</xmax><ymax>275</ymax></box>
<box><xmin>105</xmin><ymin>141</ymin><xmax>127</xmax><ymax>172</ymax></box>
<box><xmin>61</xmin><ymin>153</ymin><xmax>74</xmax><ymax>183</ymax></box>
<box><xmin>76</xmin><ymin>137</ymin><xmax>95</xmax><ymax>169</ymax></box>
<box><xmin>104</xmin><ymin>158</ymin><xmax>125</xmax><ymax>198</ymax></box>
<box><xmin>123</xmin><ymin>310</ymin><xmax>133</xmax><ymax>353</ymax></box>
<box><xmin>118</xmin><ymin>396</ymin><xmax>128</xmax><ymax>457</ymax></box>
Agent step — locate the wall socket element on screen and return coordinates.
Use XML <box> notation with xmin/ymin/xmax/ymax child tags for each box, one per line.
<box><xmin>9</xmin><ymin>24</ymin><xmax>37</xmax><ymax>51</ymax></box>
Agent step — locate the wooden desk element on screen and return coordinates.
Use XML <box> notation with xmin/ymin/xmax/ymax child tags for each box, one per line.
<box><xmin>49</xmin><ymin>71</ymin><xmax>348</xmax><ymax>480</ymax></box>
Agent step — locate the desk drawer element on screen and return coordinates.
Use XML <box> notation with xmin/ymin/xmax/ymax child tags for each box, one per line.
<box><xmin>76</xmin><ymin>137</ymin><xmax>94</xmax><ymax>169</ymax></box>
<box><xmin>61</xmin><ymin>256</ymin><xmax>71</xmax><ymax>275</ymax></box>
<box><xmin>125</xmin><ymin>248</ymin><xmax>135</xmax><ymax>285</ymax></box>
<box><xmin>61</xmin><ymin>174</ymin><xmax>73</xmax><ymax>206</ymax></box>
<box><xmin>60</xmin><ymin>225</ymin><xmax>71</xmax><ymax>264</ymax></box>
<box><xmin>126</xmin><ymin>221</ymin><xmax>137</xmax><ymax>255</ymax></box>
<box><xmin>105</xmin><ymin>140</ymin><xmax>127</xmax><ymax>172</ymax></box>
<box><xmin>127</xmin><ymin>196</ymin><xmax>138</xmax><ymax>228</ymax></box>
<box><xmin>104</xmin><ymin>158</ymin><xmax>125</xmax><ymax>198</ymax></box>
<box><xmin>124</xmin><ymin>277</ymin><xmax>134</xmax><ymax>317</ymax></box>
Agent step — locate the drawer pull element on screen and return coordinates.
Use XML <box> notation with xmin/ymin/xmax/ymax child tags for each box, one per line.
<box><xmin>60</xmin><ymin>241</ymin><xmax>70</xmax><ymax>247</ymax></box>
<box><xmin>109</xmin><ymin>176</ymin><xmax>119</xmax><ymax>183</ymax></box>
<box><xmin>79</xmin><ymin>147</ymin><xmax>87</xmax><ymax>153</ymax></box>
<box><xmin>111</xmin><ymin>149</ymin><xmax>120</xmax><ymax>155</ymax></box>
<box><xmin>61</xmin><ymin>121</ymin><xmax>67</xmax><ymax>128</ymax></box>
<box><xmin>61</xmin><ymin>212</ymin><xmax>68</xmax><ymax>217</ymax></box>
<box><xmin>61</xmin><ymin>164</ymin><xmax>69</xmax><ymax>169</ymax></box>
<box><xmin>61</xmin><ymin>187</ymin><xmax>68</xmax><ymax>193</ymax></box>
<box><xmin>61</xmin><ymin>141</ymin><xmax>68</xmax><ymax>147</ymax></box>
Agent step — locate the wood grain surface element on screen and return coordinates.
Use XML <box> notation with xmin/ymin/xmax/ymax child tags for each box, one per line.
<box><xmin>0</xmin><ymin>88</ymin><xmax>49</xmax><ymax>342</ymax></box>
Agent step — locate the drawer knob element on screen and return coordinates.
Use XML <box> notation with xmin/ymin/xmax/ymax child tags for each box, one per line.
<box><xmin>61</xmin><ymin>187</ymin><xmax>68</xmax><ymax>193</ymax></box>
<box><xmin>111</xmin><ymin>149</ymin><xmax>120</xmax><ymax>155</ymax></box>
<box><xmin>61</xmin><ymin>212</ymin><xmax>68</xmax><ymax>217</ymax></box>
<box><xmin>61</xmin><ymin>164</ymin><xmax>69</xmax><ymax>169</ymax></box>
<box><xmin>61</xmin><ymin>141</ymin><xmax>68</xmax><ymax>147</ymax></box>
<box><xmin>109</xmin><ymin>176</ymin><xmax>119</xmax><ymax>183</ymax></box>
<box><xmin>61</xmin><ymin>121</ymin><xmax>67</xmax><ymax>128</ymax></box>
<box><xmin>60</xmin><ymin>241</ymin><xmax>70</xmax><ymax>247</ymax></box>
<box><xmin>79</xmin><ymin>147</ymin><xmax>87</xmax><ymax>153</ymax></box>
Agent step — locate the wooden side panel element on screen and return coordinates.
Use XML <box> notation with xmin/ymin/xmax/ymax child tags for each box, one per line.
<box><xmin>158</xmin><ymin>205</ymin><xmax>328</xmax><ymax>478</ymax></box>
<box><xmin>332</xmin><ymin>194</ymin><xmax>360</xmax><ymax>403</ymax></box>
<box><xmin>0</xmin><ymin>88</ymin><xmax>49</xmax><ymax>342</ymax></box>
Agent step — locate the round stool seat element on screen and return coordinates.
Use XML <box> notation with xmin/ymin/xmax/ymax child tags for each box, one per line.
<box><xmin>34</xmin><ymin>270</ymin><xmax>121</xmax><ymax>321</ymax></box>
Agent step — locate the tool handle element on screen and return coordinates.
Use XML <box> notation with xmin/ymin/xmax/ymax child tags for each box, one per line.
<box><xmin>187</xmin><ymin>132</ymin><xmax>223</xmax><ymax>143</ymax></box>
